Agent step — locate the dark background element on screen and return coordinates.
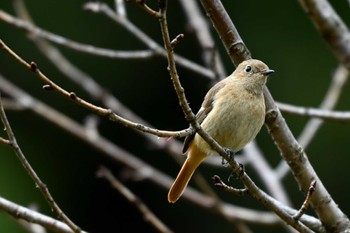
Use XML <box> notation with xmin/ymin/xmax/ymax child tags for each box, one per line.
<box><xmin>0</xmin><ymin>0</ymin><xmax>349</xmax><ymax>232</ymax></box>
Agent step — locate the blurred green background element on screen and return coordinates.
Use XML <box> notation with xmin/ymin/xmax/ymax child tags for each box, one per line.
<box><xmin>0</xmin><ymin>0</ymin><xmax>349</xmax><ymax>232</ymax></box>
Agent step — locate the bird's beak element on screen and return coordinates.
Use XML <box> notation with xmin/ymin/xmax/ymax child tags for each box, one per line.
<box><xmin>262</xmin><ymin>69</ymin><xmax>274</xmax><ymax>76</ymax></box>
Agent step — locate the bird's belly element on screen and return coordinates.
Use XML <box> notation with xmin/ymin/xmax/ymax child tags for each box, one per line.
<box><xmin>201</xmin><ymin>97</ymin><xmax>265</xmax><ymax>152</ymax></box>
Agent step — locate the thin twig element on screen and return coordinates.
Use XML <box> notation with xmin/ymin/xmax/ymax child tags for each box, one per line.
<box><xmin>212</xmin><ymin>175</ymin><xmax>249</xmax><ymax>196</ymax></box>
<box><xmin>132</xmin><ymin>0</ymin><xmax>161</xmax><ymax>18</ymax></box>
<box><xmin>97</xmin><ymin>166</ymin><xmax>173</xmax><ymax>233</ymax></box>
<box><xmin>0</xmin><ymin>39</ymin><xmax>193</xmax><ymax>139</ymax></box>
<box><xmin>0</xmin><ymin>97</ymin><xmax>82</xmax><ymax>233</ymax></box>
<box><xmin>293</xmin><ymin>180</ymin><xmax>317</xmax><ymax>221</ymax></box>
<box><xmin>0</xmin><ymin>136</ymin><xmax>10</xmax><ymax>145</ymax></box>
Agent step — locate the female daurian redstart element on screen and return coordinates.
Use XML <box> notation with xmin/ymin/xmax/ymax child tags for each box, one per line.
<box><xmin>168</xmin><ymin>59</ymin><xmax>274</xmax><ymax>203</ymax></box>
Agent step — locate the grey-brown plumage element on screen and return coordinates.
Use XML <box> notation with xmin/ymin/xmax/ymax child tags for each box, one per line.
<box><xmin>168</xmin><ymin>59</ymin><xmax>274</xmax><ymax>203</ymax></box>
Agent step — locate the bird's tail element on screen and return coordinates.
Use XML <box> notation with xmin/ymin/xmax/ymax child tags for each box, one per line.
<box><xmin>168</xmin><ymin>148</ymin><xmax>205</xmax><ymax>203</ymax></box>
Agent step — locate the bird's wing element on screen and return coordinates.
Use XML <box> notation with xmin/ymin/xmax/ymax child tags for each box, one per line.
<box><xmin>182</xmin><ymin>81</ymin><xmax>226</xmax><ymax>153</ymax></box>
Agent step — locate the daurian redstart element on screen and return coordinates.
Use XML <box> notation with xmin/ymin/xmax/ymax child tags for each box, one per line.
<box><xmin>168</xmin><ymin>59</ymin><xmax>274</xmax><ymax>203</ymax></box>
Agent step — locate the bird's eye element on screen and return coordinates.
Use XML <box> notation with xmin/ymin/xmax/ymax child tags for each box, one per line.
<box><xmin>244</xmin><ymin>65</ymin><xmax>252</xmax><ymax>73</ymax></box>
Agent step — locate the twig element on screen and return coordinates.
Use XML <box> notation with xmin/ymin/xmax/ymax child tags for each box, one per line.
<box><xmin>293</xmin><ymin>180</ymin><xmax>317</xmax><ymax>221</ymax></box>
<box><xmin>97</xmin><ymin>166</ymin><xmax>173</xmax><ymax>233</ymax></box>
<box><xmin>170</xmin><ymin>34</ymin><xmax>184</xmax><ymax>49</ymax></box>
<box><xmin>0</xmin><ymin>196</ymin><xmax>87</xmax><ymax>233</ymax></box>
<box><xmin>132</xmin><ymin>0</ymin><xmax>161</xmax><ymax>18</ymax></box>
<box><xmin>0</xmin><ymin>136</ymin><xmax>10</xmax><ymax>145</ymax></box>
<box><xmin>158</xmin><ymin>1</ymin><xmax>313</xmax><ymax>232</ymax></box>
<box><xmin>212</xmin><ymin>175</ymin><xmax>249</xmax><ymax>196</ymax></box>
<box><xmin>0</xmin><ymin>39</ymin><xmax>193</xmax><ymax>139</ymax></box>
<box><xmin>0</xmin><ymin>97</ymin><xmax>82</xmax><ymax>233</ymax></box>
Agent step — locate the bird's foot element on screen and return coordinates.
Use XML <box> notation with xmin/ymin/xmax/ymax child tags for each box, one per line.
<box><xmin>223</xmin><ymin>147</ymin><xmax>235</xmax><ymax>161</ymax></box>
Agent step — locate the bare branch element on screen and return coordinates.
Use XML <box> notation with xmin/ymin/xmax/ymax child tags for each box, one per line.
<box><xmin>212</xmin><ymin>175</ymin><xmax>249</xmax><ymax>196</ymax></box>
<box><xmin>0</xmin><ymin>39</ymin><xmax>193</xmax><ymax>139</ymax></box>
<box><xmin>293</xmin><ymin>180</ymin><xmax>317</xmax><ymax>221</ymax></box>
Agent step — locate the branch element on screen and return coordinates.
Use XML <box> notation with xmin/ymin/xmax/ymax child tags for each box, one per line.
<box><xmin>0</xmin><ymin>39</ymin><xmax>193</xmax><ymax>139</ymax></box>
<box><xmin>212</xmin><ymin>175</ymin><xmax>249</xmax><ymax>196</ymax></box>
<box><xmin>0</xmin><ymin>97</ymin><xmax>82</xmax><ymax>233</ymax></box>
<box><xmin>293</xmin><ymin>180</ymin><xmax>317</xmax><ymax>221</ymax></box>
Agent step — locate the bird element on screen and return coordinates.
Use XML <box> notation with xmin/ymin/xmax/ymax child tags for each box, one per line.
<box><xmin>168</xmin><ymin>59</ymin><xmax>274</xmax><ymax>203</ymax></box>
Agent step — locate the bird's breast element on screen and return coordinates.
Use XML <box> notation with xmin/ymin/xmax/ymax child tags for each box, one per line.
<box><xmin>200</xmin><ymin>91</ymin><xmax>265</xmax><ymax>152</ymax></box>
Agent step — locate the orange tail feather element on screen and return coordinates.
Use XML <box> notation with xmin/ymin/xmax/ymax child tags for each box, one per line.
<box><xmin>168</xmin><ymin>147</ymin><xmax>206</xmax><ymax>203</ymax></box>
